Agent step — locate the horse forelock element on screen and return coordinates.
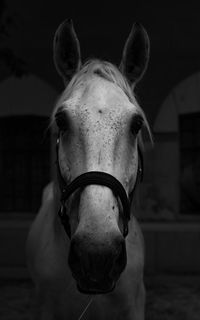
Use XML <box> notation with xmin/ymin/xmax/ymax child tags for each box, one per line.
<box><xmin>52</xmin><ymin>59</ymin><xmax>152</xmax><ymax>148</ymax></box>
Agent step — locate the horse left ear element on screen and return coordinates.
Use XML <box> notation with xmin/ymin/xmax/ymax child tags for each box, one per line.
<box><xmin>53</xmin><ymin>19</ymin><xmax>81</xmax><ymax>85</ymax></box>
<box><xmin>120</xmin><ymin>23</ymin><xmax>150</xmax><ymax>86</ymax></box>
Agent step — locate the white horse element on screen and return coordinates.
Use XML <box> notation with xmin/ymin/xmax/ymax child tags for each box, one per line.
<box><xmin>26</xmin><ymin>19</ymin><xmax>151</xmax><ymax>319</ymax></box>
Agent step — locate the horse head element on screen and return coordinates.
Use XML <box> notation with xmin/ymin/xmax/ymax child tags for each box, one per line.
<box><xmin>52</xmin><ymin>19</ymin><xmax>150</xmax><ymax>294</ymax></box>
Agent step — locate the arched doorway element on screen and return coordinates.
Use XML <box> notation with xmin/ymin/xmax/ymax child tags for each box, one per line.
<box><xmin>0</xmin><ymin>75</ymin><xmax>58</xmax><ymax>215</ymax></box>
<box><xmin>154</xmin><ymin>72</ymin><xmax>200</xmax><ymax>219</ymax></box>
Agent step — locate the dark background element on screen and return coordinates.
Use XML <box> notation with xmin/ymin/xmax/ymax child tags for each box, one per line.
<box><xmin>2</xmin><ymin>0</ymin><xmax>200</xmax><ymax>123</ymax></box>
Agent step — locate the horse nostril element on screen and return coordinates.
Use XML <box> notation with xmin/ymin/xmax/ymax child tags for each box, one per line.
<box><xmin>68</xmin><ymin>237</ymin><xmax>92</xmax><ymax>279</ymax></box>
<box><xmin>108</xmin><ymin>236</ymin><xmax>127</xmax><ymax>279</ymax></box>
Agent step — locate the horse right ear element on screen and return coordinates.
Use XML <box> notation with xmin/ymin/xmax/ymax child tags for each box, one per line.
<box><xmin>120</xmin><ymin>23</ymin><xmax>150</xmax><ymax>87</ymax></box>
<box><xmin>53</xmin><ymin>19</ymin><xmax>81</xmax><ymax>85</ymax></box>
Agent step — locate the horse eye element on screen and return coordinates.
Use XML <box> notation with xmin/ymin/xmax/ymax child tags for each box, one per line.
<box><xmin>55</xmin><ymin>110</ymin><xmax>69</xmax><ymax>132</ymax></box>
<box><xmin>131</xmin><ymin>114</ymin><xmax>144</xmax><ymax>136</ymax></box>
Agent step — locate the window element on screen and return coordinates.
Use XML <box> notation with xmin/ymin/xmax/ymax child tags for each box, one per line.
<box><xmin>179</xmin><ymin>112</ymin><xmax>200</xmax><ymax>215</ymax></box>
<box><xmin>0</xmin><ymin>115</ymin><xmax>51</xmax><ymax>213</ymax></box>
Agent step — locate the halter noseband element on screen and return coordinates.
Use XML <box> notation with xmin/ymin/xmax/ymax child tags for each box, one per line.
<box><xmin>56</xmin><ymin>136</ymin><xmax>143</xmax><ymax>238</ymax></box>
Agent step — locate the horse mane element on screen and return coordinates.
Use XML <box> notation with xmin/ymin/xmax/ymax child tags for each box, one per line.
<box><xmin>52</xmin><ymin>59</ymin><xmax>152</xmax><ymax>146</ymax></box>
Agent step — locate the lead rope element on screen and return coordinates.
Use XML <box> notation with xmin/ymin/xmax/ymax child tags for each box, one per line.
<box><xmin>77</xmin><ymin>296</ymin><xmax>94</xmax><ymax>320</ymax></box>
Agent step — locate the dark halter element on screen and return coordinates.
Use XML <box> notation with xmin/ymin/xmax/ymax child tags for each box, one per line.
<box><xmin>56</xmin><ymin>136</ymin><xmax>143</xmax><ymax>238</ymax></box>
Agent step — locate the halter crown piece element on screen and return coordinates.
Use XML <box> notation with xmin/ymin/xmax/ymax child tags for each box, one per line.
<box><xmin>56</xmin><ymin>136</ymin><xmax>143</xmax><ymax>238</ymax></box>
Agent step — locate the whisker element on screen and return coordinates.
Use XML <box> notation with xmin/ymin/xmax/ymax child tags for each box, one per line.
<box><xmin>78</xmin><ymin>296</ymin><xmax>94</xmax><ymax>320</ymax></box>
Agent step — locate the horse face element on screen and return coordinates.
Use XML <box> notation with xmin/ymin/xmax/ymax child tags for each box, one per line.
<box><xmin>53</xmin><ymin>19</ymin><xmax>149</xmax><ymax>294</ymax></box>
<box><xmin>55</xmin><ymin>77</ymin><xmax>143</xmax><ymax>293</ymax></box>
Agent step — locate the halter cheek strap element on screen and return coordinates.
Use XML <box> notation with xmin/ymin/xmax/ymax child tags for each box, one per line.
<box><xmin>56</xmin><ymin>137</ymin><xmax>143</xmax><ymax>238</ymax></box>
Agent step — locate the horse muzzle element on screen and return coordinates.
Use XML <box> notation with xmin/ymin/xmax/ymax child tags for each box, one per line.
<box><xmin>68</xmin><ymin>233</ymin><xmax>127</xmax><ymax>294</ymax></box>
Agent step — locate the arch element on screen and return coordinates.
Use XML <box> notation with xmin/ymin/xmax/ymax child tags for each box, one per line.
<box><xmin>154</xmin><ymin>72</ymin><xmax>200</xmax><ymax>132</ymax></box>
<box><xmin>0</xmin><ymin>75</ymin><xmax>59</xmax><ymax>213</ymax></box>
<box><xmin>152</xmin><ymin>72</ymin><xmax>200</xmax><ymax>219</ymax></box>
